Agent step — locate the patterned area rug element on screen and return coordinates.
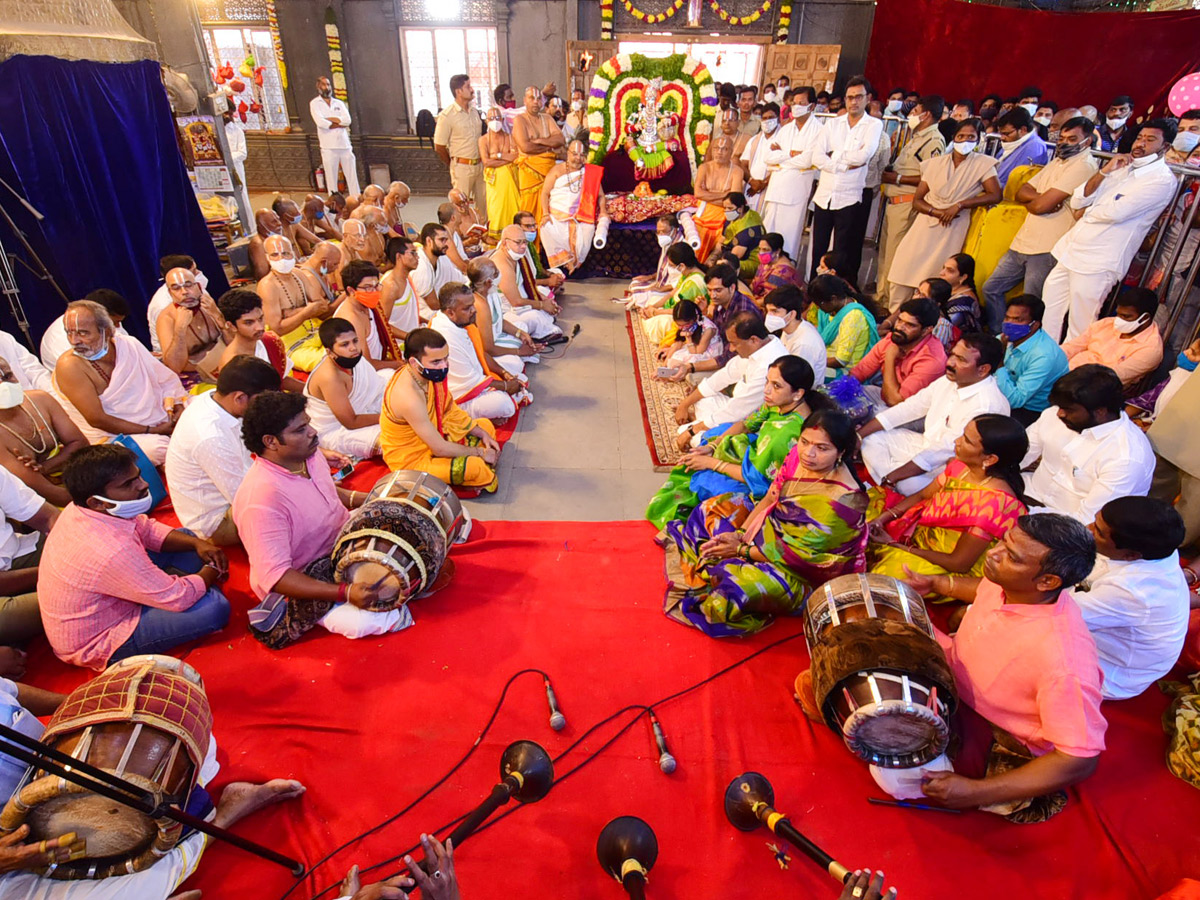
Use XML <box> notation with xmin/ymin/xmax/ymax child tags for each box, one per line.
<box><xmin>625</xmin><ymin>309</ymin><xmax>689</xmax><ymax>471</ymax></box>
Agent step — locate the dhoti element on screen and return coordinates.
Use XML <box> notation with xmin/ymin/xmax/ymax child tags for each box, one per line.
<box><xmin>761</xmin><ymin>202</ymin><xmax>807</xmax><ymax>261</ymax></box>
<box><xmin>861</xmin><ymin>430</ymin><xmax>938</xmax><ymax>496</ymax></box>
<box><xmin>542</xmin><ymin>216</ymin><xmax>595</xmax><ymax>273</ymax></box>
<box><xmin>694</xmin><ymin>201</ymin><xmax>726</xmax><ymax>264</ymax></box>
<box><xmin>516</xmin><ymin>153</ymin><xmax>558</xmax><ymax>222</ymax></box>
<box><xmin>485</xmin><ymin>164</ymin><xmax>521</xmax><ymax>243</ymax></box>
<box><xmin>278</xmin><ymin>318</ymin><xmax>325</xmax><ymax>372</ymax></box>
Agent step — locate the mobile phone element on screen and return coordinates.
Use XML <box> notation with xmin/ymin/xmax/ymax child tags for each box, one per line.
<box><xmin>657</xmin><ymin>366</ymin><xmax>679</xmax><ymax>378</ymax></box>
<box><xmin>333</xmin><ymin>462</ymin><xmax>355</xmax><ymax>482</ymax></box>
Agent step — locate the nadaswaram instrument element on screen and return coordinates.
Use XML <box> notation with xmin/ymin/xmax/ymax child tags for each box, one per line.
<box><xmin>597</xmin><ymin>816</ymin><xmax>658</xmax><ymax>898</ymax></box>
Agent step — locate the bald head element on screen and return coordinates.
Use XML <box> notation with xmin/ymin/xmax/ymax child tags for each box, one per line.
<box><xmin>165</xmin><ymin>266</ymin><xmax>201</xmax><ymax>307</ymax></box>
<box><xmin>355</xmin><ymin>205</ymin><xmax>387</xmax><ymax>233</ymax></box>
<box><xmin>1079</xmin><ymin>105</ymin><xmax>1098</xmax><ymax>123</ymax></box>
<box><xmin>255</xmin><ymin>208</ymin><xmax>281</xmax><ymax>237</ymax></box>
<box><xmin>448</xmin><ymin>188</ymin><xmax>468</xmax><ymax>206</ymax></box>
<box><xmin>523</xmin><ymin>86</ymin><xmax>543</xmax><ymax>114</ymax></box>
<box><xmin>342</xmin><ymin>217</ymin><xmax>368</xmax><ymax>249</ymax></box>
<box><xmin>308</xmin><ymin>240</ymin><xmax>340</xmax><ymax>269</ymax></box>
<box><xmin>362</xmin><ymin>184</ymin><xmax>385</xmax><ymax>206</ymax></box>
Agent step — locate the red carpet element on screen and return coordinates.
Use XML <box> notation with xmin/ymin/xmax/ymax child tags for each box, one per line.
<box><xmin>18</xmin><ymin>518</ymin><xmax>1200</xmax><ymax>900</ymax></box>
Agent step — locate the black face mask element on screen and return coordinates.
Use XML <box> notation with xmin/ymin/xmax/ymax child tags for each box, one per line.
<box><xmin>420</xmin><ymin>365</ymin><xmax>449</xmax><ymax>383</ymax></box>
<box><xmin>334</xmin><ymin>353</ymin><xmax>363</xmax><ymax>370</ymax></box>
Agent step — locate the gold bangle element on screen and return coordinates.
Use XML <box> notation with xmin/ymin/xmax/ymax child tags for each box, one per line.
<box><xmin>946</xmin><ymin>574</ymin><xmax>955</xmax><ymax>594</ymax></box>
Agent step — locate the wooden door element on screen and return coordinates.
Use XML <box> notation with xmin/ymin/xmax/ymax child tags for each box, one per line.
<box><xmin>565</xmin><ymin>41</ymin><xmax>614</xmax><ymax>97</ymax></box>
<box><xmin>761</xmin><ymin>44</ymin><xmax>841</xmax><ymax>94</ymax></box>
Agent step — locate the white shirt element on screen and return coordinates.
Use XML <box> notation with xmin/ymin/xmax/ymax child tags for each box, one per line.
<box><xmin>430</xmin><ymin>311</ymin><xmax>490</xmax><ymax>401</ymax></box>
<box><xmin>762</xmin><ymin>115</ymin><xmax>824</xmax><ymax>204</ymax></box>
<box><xmin>780</xmin><ymin>321</ymin><xmax>828</xmax><ymax>384</ymax></box>
<box><xmin>224</xmin><ymin>118</ymin><xmax>247</xmax><ymax>168</ymax></box>
<box><xmin>40</xmin><ymin>315</ymin><xmax>129</xmax><ymax>371</ymax></box>
<box><xmin>1068</xmin><ymin>553</ymin><xmax>1190</xmax><ymax>700</ymax></box>
<box><xmin>0</xmin><ymin>466</ymin><xmax>44</xmax><ymax>569</ymax></box>
<box><xmin>697</xmin><ymin>336</ymin><xmax>790</xmax><ymax>426</ymax></box>
<box><xmin>412</xmin><ymin>247</ymin><xmax>467</xmax><ymax>321</ymax></box>
<box><xmin>811</xmin><ymin>113</ymin><xmax>884</xmax><ymax>211</ymax></box>
<box><xmin>876</xmin><ymin>375</ymin><xmax>1011</xmax><ymax>473</ymax></box>
<box><xmin>147</xmin><ymin>283</ymin><xmax>171</xmax><ymax>351</ymax></box>
<box><xmin>309</xmin><ymin>95</ymin><xmax>353</xmax><ymax>150</ymax></box>
<box><xmin>1022</xmin><ymin>409</ymin><xmax>1154</xmax><ymax>523</ymax></box>
<box><xmin>163</xmin><ymin>392</ymin><xmax>253</xmax><ymax>538</ymax></box>
<box><xmin>741</xmin><ymin>132</ymin><xmax>770</xmax><ymax>182</ymax></box>
<box><xmin>1052</xmin><ymin>156</ymin><xmax>1178</xmax><ymax>277</ymax></box>
<box><xmin>1009</xmin><ymin>151</ymin><xmax>1098</xmax><ymax>255</ymax></box>
<box><xmin>0</xmin><ymin>677</ymin><xmax>42</xmax><ymax>804</ymax></box>
<box><xmin>0</xmin><ymin>330</ymin><xmax>52</xmax><ymax>393</ymax></box>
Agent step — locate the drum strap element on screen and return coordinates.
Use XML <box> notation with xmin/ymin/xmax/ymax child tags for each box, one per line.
<box><xmin>334</xmin><ymin>527</ymin><xmax>428</xmax><ymax>591</ymax></box>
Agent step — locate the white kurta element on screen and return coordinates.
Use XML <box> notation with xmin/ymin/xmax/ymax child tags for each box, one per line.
<box><xmin>887</xmin><ymin>152</ymin><xmax>998</xmax><ymax>289</ymax></box>
<box><xmin>760</xmin><ymin>115</ymin><xmax>824</xmax><ymax>259</ymax></box>
<box><xmin>303</xmin><ymin>357</ymin><xmax>386</xmax><ymax>458</ymax></box>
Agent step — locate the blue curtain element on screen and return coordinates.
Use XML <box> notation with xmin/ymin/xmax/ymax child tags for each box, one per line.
<box><xmin>0</xmin><ymin>55</ymin><xmax>229</xmax><ymax>347</ymax></box>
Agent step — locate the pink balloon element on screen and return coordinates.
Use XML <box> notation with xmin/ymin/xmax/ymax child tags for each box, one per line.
<box><xmin>1169</xmin><ymin>73</ymin><xmax>1200</xmax><ymax>117</ymax></box>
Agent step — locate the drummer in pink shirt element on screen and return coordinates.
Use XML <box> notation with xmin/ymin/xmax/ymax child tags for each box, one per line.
<box><xmin>232</xmin><ymin>391</ymin><xmax>399</xmax><ymax>648</ymax></box>
<box><xmin>903</xmin><ymin>513</ymin><xmax>1106</xmax><ymax>820</ymax></box>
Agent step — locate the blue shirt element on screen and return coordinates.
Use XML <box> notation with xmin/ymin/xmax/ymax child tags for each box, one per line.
<box><xmin>996</xmin><ymin>328</ymin><xmax>1070</xmax><ymax>413</ymax></box>
<box><xmin>996</xmin><ymin>137</ymin><xmax>1050</xmax><ymax>190</ymax></box>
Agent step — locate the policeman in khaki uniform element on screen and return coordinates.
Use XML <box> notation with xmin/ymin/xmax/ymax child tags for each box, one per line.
<box><xmin>434</xmin><ymin>74</ymin><xmax>488</xmax><ymax>228</ymax></box>
<box><xmin>877</xmin><ymin>96</ymin><xmax>946</xmax><ymax>308</ymax></box>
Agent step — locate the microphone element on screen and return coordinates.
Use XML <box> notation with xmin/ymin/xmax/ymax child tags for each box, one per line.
<box><xmin>544</xmin><ymin>676</ymin><xmax>567</xmax><ymax>731</ymax></box>
<box><xmin>649</xmin><ymin>712</ymin><xmax>676</xmax><ymax>774</ymax></box>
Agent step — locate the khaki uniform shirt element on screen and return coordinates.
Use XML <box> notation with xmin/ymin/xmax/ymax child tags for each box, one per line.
<box><xmin>434</xmin><ymin>102</ymin><xmax>483</xmax><ymax>161</ymax></box>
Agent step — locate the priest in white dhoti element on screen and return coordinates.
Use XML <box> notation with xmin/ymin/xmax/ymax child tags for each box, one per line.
<box><xmin>302</xmin><ymin>317</ymin><xmax>387</xmax><ymax>458</ymax></box>
<box><xmin>740</xmin><ymin>104</ymin><xmax>779</xmax><ymax>214</ymax></box>
<box><xmin>760</xmin><ymin>96</ymin><xmax>824</xmax><ymax>260</ymax></box>
<box><xmin>492</xmin><ymin>225</ymin><xmax>563</xmax><ymax>340</ymax></box>
<box><xmin>52</xmin><ymin>301</ymin><xmax>185</xmax><ymax>465</ymax></box>
<box><xmin>539</xmin><ymin>141</ymin><xmax>611</xmax><ymax>274</ymax></box>
<box><xmin>431</xmin><ymin>283</ymin><xmax>528</xmax><ymax>422</ymax></box>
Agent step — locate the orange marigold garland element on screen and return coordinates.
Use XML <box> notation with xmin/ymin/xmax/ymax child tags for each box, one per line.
<box><xmin>708</xmin><ymin>0</ymin><xmax>771</xmax><ymax>26</ymax></box>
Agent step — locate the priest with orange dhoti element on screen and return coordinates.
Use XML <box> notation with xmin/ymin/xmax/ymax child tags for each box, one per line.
<box><xmin>540</xmin><ymin>141</ymin><xmax>611</xmax><ymax>274</ymax></box>
<box><xmin>693</xmin><ymin>135</ymin><xmax>745</xmax><ymax>264</ymax></box>
<box><xmin>512</xmin><ymin>86</ymin><xmax>566</xmax><ymax>225</ymax></box>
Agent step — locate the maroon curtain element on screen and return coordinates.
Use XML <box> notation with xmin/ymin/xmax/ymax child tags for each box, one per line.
<box><xmin>865</xmin><ymin>0</ymin><xmax>1200</xmax><ymax>120</ymax></box>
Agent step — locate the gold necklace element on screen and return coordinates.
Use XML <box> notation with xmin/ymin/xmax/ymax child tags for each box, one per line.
<box><xmin>0</xmin><ymin>400</ymin><xmax>57</xmax><ymax>456</ymax></box>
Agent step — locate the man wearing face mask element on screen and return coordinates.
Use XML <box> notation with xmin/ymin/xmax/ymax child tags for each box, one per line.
<box><xmin>740</xmin><ymin>103</ymin><xmax>778</xmax><ymax>214</ymax></box>
<box><xmin>38</xmin><ymin>444</ymin><xmax>230</xmax><ymax>670</ymax></box>
<box><xmin>1016</xmin><ymin>87</ymin><xmax>1042</xmax><ymax>120</ymax></box>
<box><xmin>1033</xmin><ymin>102</ymin><xmax>1057</xmax><ymax>137</ymax></box>
<box><xmin>431</xmin><ymin>283</ymin><xmax>526</xmax><ymax>422</ymax></box>
<box><xmin>54</xmin><ymin>301</ymin><xmax>184</xmax><ymax>465</ymax></box>
<box><xmin>981</xmin><ymin>116</ymin><xmax>1097</xmax><ymax>333</ymax></box>
<box><xmin>272</xmin><ymin>195</ymin><xmax>320</xmax><ymax>257</ymax></box>
<box><xmin>248</xmin><ymin>207</ymin><xmax>286</xmax><ymax>281</ymax></box>
<box><xmin>301</xmin><ymin>239</ymin><xmax>344</xmax><ymax>299</ymax></box>
<box><xmin>310</xmin><ymin>75</ymin><xmax>360</xmax><ymax>196</ymax></box>
<box><xmin>147</xmin><ymin>254</ymin><xmax>213</xmax><ymax>352</ymax></box>
<box><xmin>491</xmin><ymin>224</ymin><xmax>563</xmax><ymax>339</ymax></box>
<box><xmin>154</xmin><ymin>267</ymin><xmax>227</xmax><ymax>386</ymax></box>
<box><xmin>413</xmin><ymin>223</ymin><xmax>469</xmax><ymax>322</ymax></box>
<box><xmin>333</xmin><ymin>260</ymin><xmax>402</xmax><ymax>369</ymax></box>
<box><xmin>1098</xmin><ymin>95</ymin><xmax>1135</xmax><ymax>153</ymax></box>
<box><xmin>1022</xmin><ymin>365</ymin><xmax>1153</xmax><ymax>523</ymax></box>
<box><xmin>993</xmin><ymin>108</ymin><xmax>1049</xmax><ymax>190</ymax></box>
<box><xmin>625</xmin><ymin>215</ymin><xmax>683</xmax><ymax>309</ymax></box>
<box><xmin>481</xmin><ymin>107</ymin><xmax>520</xmax><ymax>242</ymax></box>
<box><xmin>1041</xmin><ymin>118</ymin><xmax>1179</xmax><ymax>342</ymax></box>
<box><xmin>1043</xmin><ymin>106</ymin><xmax>1080</xmax><ymax>147</ymax></box>
<box><xmin>380</xmin><ymin>328</ymin><xmax>501</xmax><ymax>491</ymax></box>
<box><xmin>42</xmin><ymin>288</ymin><xmax>129</xmax><ymax>372</ymax></box>
<box><xmin>1061</xmin><ymin>288</ymin><xmax>1162</xmax><ymax>387</ymax></box>
<box><xmin>762</xmin><ymin>284</ymin><xmax>826</xmax><ymax>381</ymax></box>
<box><xmin>303</xmin><ymin>317</ymin><xmax>386</xmax><ymax>458</ymax></box>
<box><xmin>301</xmin><ymin>193</ymin><xmax>342</xmax><ymax>242</ymax></box>
<box><xmin>562</xmin><ymin>88</ymin><xmax>587</xmax><ymax>143</ymax></box>
<box><xmin>512</xmin><ymin>86</ymin><xmax>566</xmax><ymax>223</ymax></box>
<box><xmin>434</xmin><ymin>74</ymin><xmax>487</xmax><ymax>231</ymax></box>
<box><xmin>877</xmin><ymin>96</ymin><xmax>946</xmax><ymax>307</ymax></box>
<box><xmin>760</xmin><ymin>88</ymin><xmax>824</xmax><ymax>259</ymax></box>
<box><xmin>256</xmin><ymin>234</ymin><xmax>331</xmax><ymax>373</ymax></box>
<box><xmin>350</xmin><ymin>204</ymin><xmax>389</xmax><ymax>267</ymax></box>
<box><xmin>995</xmin><ymin>295</ymin><xmax>1069</xmax><ymax>426</ymax></box>
<box><xmin>849</xmin><ymin>297</ymin><xmax>947</xmax><ymax>408</ymax></box>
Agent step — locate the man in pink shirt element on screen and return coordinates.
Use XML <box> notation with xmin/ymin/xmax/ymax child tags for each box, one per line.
<box><xmin>232</xmin><ymin>391</ymin><xmax>394</xmax><ymax>649</ymax></box>
<box><xmin>37</xmin><ymin>445</ymin><xmax>231</xmax><ymax>670</ymax></box>
<box><xmin>1061</xmin><ymin>288</ymin><xmax>1163</xmax><ymax>387</ymax></box>
<box><xmin>904</xmin><ymin>513</ymin><xmax>1106</xmax><ymax>819</ymax></box>
<box><xmin>849</xmin><ymin>297</ymin><xmax>946</xmax><ymax>409</ymax></box>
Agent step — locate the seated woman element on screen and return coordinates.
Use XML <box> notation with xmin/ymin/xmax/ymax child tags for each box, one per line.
<box><xmin>749</xmin><ymin>233</ymin><xmax>799</xmax><ymax>307</ymax></box>
<box><xmin>808</xmin><ymin>274</ymin><xmax>880</xmax><ymax>378</ymax></box>
<box><xmin>640</xmin><ymin>243</ymin><xmax>708</xmax><ymax>345</ymax></box>
<box><xmin>939</xmin><ymin>253</ymin><xmax>983</xmax><ymax>337</ymax></box>
<box><xmin>714</xmin><ymin>192</ymin><xmax>764</xmax><ymax>282</ymax></box>
<box><xmin>868</xmin><ymin>413</ymin><xmax>1027</xmax><ymax>602</ymax></box>
<box><xmin>654</xmin><ymin>300</ymin><xmax>721</xmax><ymax>373</ymax></box>
<box><xmin>0</xmin><ymin>356</ymin><xmax>87</xmax><ymax>506</ymax></box>
<box><xmin>624</xmin><ymin>214</ymin><xmax>683</xmax><ymax>310</ymax></box>
<box><xmin>647</xmin><ymin>356</ymin><xmax>824</xmax><ymax>529</ymax></box>
<box><xmin>659</xmin><ymin>409</ymin><xmax>868</xmax><ymax>637</ymax></box>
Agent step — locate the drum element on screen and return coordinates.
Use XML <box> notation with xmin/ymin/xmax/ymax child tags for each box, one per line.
<box><xmin>331</xmin><ymin>470</ymin><xmax>465</xmax><ymax>611</ymax></box>
<box><xmin>0</xmin><ymin>655</ymin><xmax>212</xmax><ymax>880</ymax></box>
<box><xmin>804</xmin><ymin>574</ymin><xmax>957</xmax><ymax>769</ymax></box>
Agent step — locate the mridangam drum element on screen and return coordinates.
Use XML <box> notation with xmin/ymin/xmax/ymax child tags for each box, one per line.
<box><xmin>0</xmin><ymin>654</ymin><xmax>212</xmax><ymax>879</ymax></box>
<box><xmin>804</xmin><ymin>574</ymin><xmax>957</xmax><ymax>769</ymax></box>
<box><xmin>331</xmin><ymin>470</ymin><xmax>466</xmax><ymax>611</ymax></box>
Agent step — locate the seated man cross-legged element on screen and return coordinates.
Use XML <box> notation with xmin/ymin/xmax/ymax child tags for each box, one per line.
<box><xmin>303</xmin><ymin>317</ymin><xmax>387</xmax><ymax>459</ymax></box>
<box><xmin>233</xmin><ymin>391</ymin><xmax>398</xmax><ymax>648</ymax></box>
<box><xmin>848</xmin><ymin>296</ymin><xmax>947</xmax><ymax>410</ymax></box>
<box><xmin>37</xmin><ymin>444</ymin><xmax>231</xmax><ymax>670</ymax></box>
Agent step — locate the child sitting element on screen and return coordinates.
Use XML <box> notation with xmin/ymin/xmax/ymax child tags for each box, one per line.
<box><xmin>655</xmin><ymin>299</ymin><xmax>722</xmax><ymax>373</ymax></box>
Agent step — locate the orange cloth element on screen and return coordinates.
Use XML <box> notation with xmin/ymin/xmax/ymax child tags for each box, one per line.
<box><xmin>694</xmin><ymin>201</ymin><xmax>726</xmax><ymax>264</ymax></box>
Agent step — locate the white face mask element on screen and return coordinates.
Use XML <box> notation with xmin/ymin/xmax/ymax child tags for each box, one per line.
<box><xmin>92</xmin><ymin>491</ymin><xmax>154</xmax><ymax>519</ymax></box>
<box><xmin>1033</xmin><ymin>115</ymin><xmax>1051</xmax><ymax>127</ymax></box>
<box><xmin>1020</xmin><ymin>102</ymin><xmax>1038</xmax><ymax>117</ymax></box>
<box><xmin>725</xmin><ymin>208</ymin><xmax>740</xmax><ymax>221</ymax></box>
<box><xmin>1112</xmin><ymin>313</ymin><xmax>1148</xmax><ymax>334</ymax></box>
<box><xmin>488</xmin><ymin>119</ymin><xmax>504</xmax><ymax>132</ymax></box>
<box><xmin>666</xmin><ymin>266</ymin><xmax>683</xmax><ymax>285</ymax></box>
<box><xmin>762</xmin><ymin>118</ymin><xmax>778</xmax><ymax>134</ymax></box>
<box><xmin>507</xmin><ymin>247</ymin><xmax>525</xmax><ymax>262</ymax></box>
<box><xmin>886</xmin><ymin>99</ymin><xmax>902</xmax><ymax>113</ymax></box>
<box><xmin>953</xmin><ymin>139</ymin><xmax>978</xmax><ymax>155</ymax></box>
<box><xmin>1107</xmin><ymin>116</ymin><xmax>1128</xmax><ymax>131</ymax></box>
<box><xmin>194</xmin><ymin>270</ymin><xmax>209</xmax><ymax>291</ymax></box>
<box><xmin>0</xmin><ymin>382</ymin><xmax>23</xmax><ymax>410</ymax></box>
<box><xmin>1131</xmin><ymin>152</ymin><xmax>1161</xmax><ymax>168</ymax></box>
<box><xmin>270</xmin><ymin>257</ymin><xmax>296</xmax><ymax>275</ymax></box>
<box><xmin>906</xmin><ymin>113</ymin><xmax>922</xmax><ymax>130</ymax></box>
<box><xmin>763</xmin><ymin>91</ymin><xmax>776</xmax><ymax>103</ymax></box>
<box><xmin>657</xmin><ymin>233</ymin><xmax>673</xmax><ymax>248</ymax></box>
<box><xmin>763</xmin><ymin>312</ymin><xmax>788</xmax><ymax>332</ymax></box>
<box><xmin>570</xmin><ymin>100</ymin><xmax>583</xmax><ymax>111</ymax></box>
<box><xmin>791</xmin><ymin>104</ymin><xmax>811</xmax><ymax>119</ymax></box>
<box><xmin>1174</xmin><ymin>132</ymin><xmax>1200</xmax><ymax>154</ymax></box>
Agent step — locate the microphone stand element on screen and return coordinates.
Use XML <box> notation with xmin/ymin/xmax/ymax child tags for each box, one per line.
<box><xmin>0</xmin><ymin>176</ymin><xmax>74</xmax><ymax>351</ymax></box>
<box><xmin>0</xmin><ymin>722</ymin><xmax>305</xmax><ymax>876</ymax></box>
